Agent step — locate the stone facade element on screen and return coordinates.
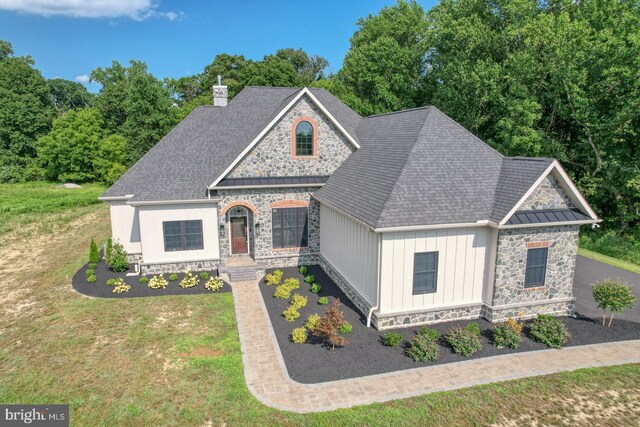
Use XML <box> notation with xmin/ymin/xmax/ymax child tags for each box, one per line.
<box><xmin>481</xmin><ymin>299</ymin><xmax>575</xmax><ymax>322</ymax></box>
<box><xmin>227</xmin><ymin>96</ymin><xmax>354</xmax><ymax>178</ymax></box>
<box><xmin>520</xmin><ymin>174</ymin><xmax>574</xmax><ymax>210</ymax></box>
<box><xmin>373</xmin><ymin>304</ymin><xmax>483</xmax><ymax>330</ymax></box>
<box><xmin>218</xmin><ymin>187</ymin><xmax>321</xmax><ymax>264</ymax></box>
<box><xmin>141</xmin><ymin>259</ymin><xmax>220</xmax><ymax>275</ymax></box>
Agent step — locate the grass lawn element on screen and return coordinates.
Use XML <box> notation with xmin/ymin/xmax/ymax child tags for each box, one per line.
<box><xmin>578</xmin><ymin>247</ymin><xmax>640</xmax><ymax>275</ymax></box>
<box><xmin>0</xmin><ymin>185</ymin><xmax>638</xmax><ymax>426</ymax></box>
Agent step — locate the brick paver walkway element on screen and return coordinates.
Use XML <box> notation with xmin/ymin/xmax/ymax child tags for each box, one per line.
<box><xmin>231</xmin><ymin>279</ymin><xmax>640</xmax><ymax>413</ymax></box>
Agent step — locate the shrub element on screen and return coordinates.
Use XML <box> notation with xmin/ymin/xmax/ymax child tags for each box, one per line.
<box><xmin>85</xmin><ymin>268</ymin><xmax>95</xmax><ymax>277</ymax></box>
<box><xmin>273</xmin><ymin>278</ymin><xmax>300</xmax><ymax>299</ymax></box>
<box><xmin>139</xmin><ymin>276</ymin><xmax>149</xmax><ymax>284</ymax></box>
<box><xmin>383</xmin><ymin>332</ymin><xmax>403</xmax><ymax>347</ymax></box>
<box><xmin>105</xmin><ymin>238</ymin><xmax>112</xmax><ymax>264</ymax></box>
<box><xmin>179</xmin><ymin>270</ymin><xmax>199</xmax><ymax>288</ymax></box>
<box><xmin>108</xmin><ymin>241</ymin><xmax>129</xmax><ymax>272</ymax></box>
<box><xmin>290</xmin><ymin>294</ymin><xmax>307</xmax><ymax>309</ymax></box>
<box><xmin>283</xmin><ymin>305</ymin><xmax>300</xmax><ymax>322</ymax></box>
<box><xmin>205</xmin><ymin>276</ymin><xmax>224</xmax><ymax>292</ymax></box>
<box><xmin>88</xmin><ymin>262</ymin><xmax>97</xmax><ymax>269</ymax></box>
<box><xmin>298</xmin><ymin>265</ymin><xmax>308</xmax><ymax>275</ymax></box>
<box><xmin>283</xmin><ymin>278</ymin><xmax>300</xmax><ymax>290</ymax></box>
<box><xmin>265</xmin><ymin>269</ymin><xmax>283</xmax><ymax>286</ymax></box>
<box><xmin>314</xmin><ymin>299</ymin><xmax>348</xmax><ymax>350</ymax></box>
<box><xmin>492</xmin><ymin>318</ymin><xmax>523</xmax><ymax>349</ymax></box>
<box><xmin>148</xmin><ymin>275</ymin><xmax>168</xmax><ymax>289</ymax></box>
<box><xmin>318</xmin><ymin>296</ymin><xmax>329</xmax><ymax>305</ymax></box>
<box><xmin>113</xmin><ymin>282</ymin><xmax>131</xmax><ymax>293</ymax></box>
<box><xmin>447</xmin><ymin>323</ymin><xmax>482</xmax><ymax>356</ymax></box>
<box><xmin>592</xmin><ymin>280</ymin><xmax>636</xmax><ymax>326</ymax></box>
<box><xmin>106</xmin><ymin>278</ymin><xmax>117</xmax><ymax>286</ymax></box>
<box><xmin>305</xmin><ymin>314</ymin><xmax>321</xmax><ymax>331</ymax></box>
<box><xmin>529</xmin><ymin>314</ymin><xmax>570</xmax><ymax>349</ymax></box>
<box><xmin>310</xmin><ymin>283</ymin><xmax>322</xmax><ymax>294</ymax></box>
<box><xmin>338</xmin><ymin>322</ymin><xmax>353</xmax><ymax>334</ymax></box>
<box><xmin>291</xmin><ymin>327</ymin><xmax>307</xmax><ymax>344</ymax></box>
<box><xmin>304</xmin><ymin>275</ymin><xmax>315</xmax><ymax>284</ymax></box>
<box><xmin>89</xmin><ymin>238</ymin><xmax>100</xmax><ymax>263</ymax></box>
<box><xmin>406</xmin><ymin>327</ymin><xmax>440</xmax><ymax>362</ymax></box>
<box><xmin>87</xmin><ymin>274</ymin><xmax>97</xmax><ymax>283</ymax></box>
<box><xmin>169</xmin><ymin>273</ymin><xmax>178</xmax><ymax>281</ymax></box>
<box><xmin>199</xmin><ymin>272</ymin><xmax>209</xmax><ymax>280</ymax></box>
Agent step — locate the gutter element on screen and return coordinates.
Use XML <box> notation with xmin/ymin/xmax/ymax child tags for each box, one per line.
<box><xmin>98</xmin><ymin>195</ymin><xmax>134</xmax><ymax>201</ymax></box>
<box><xmin>367</xmin><ymin>232</ymin><xmax>383</xmax><ymax>328</ymax></box>
<box><xmin>127</xmin><ymin>198</ymin><xmax>221</xmax><ymax>207</ymax></box>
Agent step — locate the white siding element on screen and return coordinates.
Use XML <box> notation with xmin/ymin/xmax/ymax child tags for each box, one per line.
<box><xmin>109</xmin><ymin>200</ymin><xmax>141</xmax><ymax>254</ymax></box>
<box><xmin>138</xmin><ymin>203</ymin><xmax>220</xmax><ymax>264</ymax></box>
<box><xmin>320</xmin><ymin>204</ymin><xmax>378</xmax><ymax>305</ymax></box>
<box><xmin>379</xmin><ymin>227</ymin><xmax>490</xmax><ymax>314</ymax></box>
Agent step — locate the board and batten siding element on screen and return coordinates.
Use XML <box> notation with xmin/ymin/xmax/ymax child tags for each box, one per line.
<box><xmin>320</xmin><ymin>204</ymin><xmax>378</xmax><ymax>306</ymax></box>
<box><xmin>378</xmin><ymin>227</ymin><xmax>490</xmax><ymax>314</ymax></box>
<box><xmin>109</xmin><ymin>200</ymin><xmax>141</xmax><ymax>254</ymax></box>
<box><xmin>137</xmin><ymin>203</ymin><xmax>220</xmax><ymax>264</ymax></box>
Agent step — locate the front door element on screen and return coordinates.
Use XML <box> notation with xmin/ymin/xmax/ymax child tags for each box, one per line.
<box><xmin>230</xmin><ymin>216</ymin><xmax>248</xmax><ymax>254</ymax></box>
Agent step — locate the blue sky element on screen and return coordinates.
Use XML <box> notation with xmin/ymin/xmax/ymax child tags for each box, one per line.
<box><xmin>0</xmin><ymin>0</ymin><xmax>437</xmax><ymax>92</ymax></box>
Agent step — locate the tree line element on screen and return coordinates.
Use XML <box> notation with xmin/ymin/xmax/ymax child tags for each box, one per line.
<box><xmin>1</xmin><ymin>0</ymin><xmax>638</xmax><ymax>232</ymax></box>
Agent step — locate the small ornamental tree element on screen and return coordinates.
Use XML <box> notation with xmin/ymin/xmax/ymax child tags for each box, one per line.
<box><xmin>314</xmin><ymin>299</ymin><xmax>348</xmax><ymax>350</ymax></box>
<box><xmin>89</xmin><ymin>239</ymin><xmax>100</xmax><ymax>263</ymax></box>
<box><xmin>592</xmin><ymin>280</ymin><xmax>636</xmax><ymax>327</ymax></box>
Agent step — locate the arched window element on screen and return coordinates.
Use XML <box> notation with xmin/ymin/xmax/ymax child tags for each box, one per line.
<box><xmin>295</xmin><ymin>121</ymin><xmax>314</xmax><ymax>157</ymax></box>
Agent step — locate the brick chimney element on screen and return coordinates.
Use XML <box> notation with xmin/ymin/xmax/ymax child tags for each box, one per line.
<box><xmin>212</xmin><ymin>75</ymin><xmax>228</xmax><ymax>107</ymax></box>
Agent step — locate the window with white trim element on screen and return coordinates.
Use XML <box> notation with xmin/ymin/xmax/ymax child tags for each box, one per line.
<box><xmin>413</xmin><ymin>251</ymin><xmax>438</xmax><ymax>294</ymax></box>
<box><xmin>163</xmin><ymin>220</ymin><xmax>203</xmax><ymax>251</ymax></box>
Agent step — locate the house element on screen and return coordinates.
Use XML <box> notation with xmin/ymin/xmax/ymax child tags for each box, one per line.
<box><xmin>100</xmin><ymin>83</ymin><xmax>600</xmax><ymax>329</ymax></box>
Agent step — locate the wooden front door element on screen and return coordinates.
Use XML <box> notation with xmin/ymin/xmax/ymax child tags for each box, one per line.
<box><xmin>230</xmin><ymin>216</ymin><xmax>248</xmax><ymax>254</ymax></box>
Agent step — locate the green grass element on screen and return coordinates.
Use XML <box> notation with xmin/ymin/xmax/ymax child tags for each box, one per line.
<box><xmin>579</xmin><ymin>230</ymin><xmax>640</xmax><ymax>267</ymax></box>
<box><xmin>0</xmin><ymin>190</ymin><xmax>638</xmax><ymax>426</ymax></box>
<box><xmin>578</xmin><ymin>247</ymin><xmax>640</xmax><ymax>274</ymax></box>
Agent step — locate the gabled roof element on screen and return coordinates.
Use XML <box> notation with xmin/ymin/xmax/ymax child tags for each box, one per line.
<box><xmin>101</xmin><ymin>86</ymin><xmax>361</xmax><ymax>202</ymax></box>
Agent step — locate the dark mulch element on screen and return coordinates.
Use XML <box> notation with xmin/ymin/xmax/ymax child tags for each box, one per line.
<box><xmin>72</xmin><ymin>259</ymin><xmax>231</xmax><ymax>298</ymax></box>
<box><xmin>260</xmin><ymin>265</ymin><xmax>640</xmax><ymax>384</ymax></box>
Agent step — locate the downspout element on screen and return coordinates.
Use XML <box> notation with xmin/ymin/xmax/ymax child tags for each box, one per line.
<box><xmin>367</xmin><ymin>232</ymin><xmax>383</xmax><ymax>328</ymax></box>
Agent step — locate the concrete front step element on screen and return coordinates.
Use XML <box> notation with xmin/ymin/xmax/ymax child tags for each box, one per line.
<box><xmin>229</xmin><ymin>271</ymin><xmax>258</xmax><ymax>282</ymax></box>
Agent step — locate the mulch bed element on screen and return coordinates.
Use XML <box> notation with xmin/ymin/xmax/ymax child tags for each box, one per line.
<box><xmin>260</xmin><ymin>265</ymin><xmax>640</xmax><ymax>384</ymax></box>
<box><xmin>72</xmin><ymin>258</ymin><xmax>231</xmax><ymax>298</ymax></box>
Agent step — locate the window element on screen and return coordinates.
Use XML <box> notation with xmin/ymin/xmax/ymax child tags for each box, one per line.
<box><xmin>295</xmin><ymin>121</ymin><xmax>314</xmax><ymax>156</ymax></box>
<box><xmin>413</xmin><ymin>251</ymin><xmax>438</xmax><ymax>294</ymax></box>
<box><xmin>163</xmin><ymin>220</ymin><xmax>204</xmax><ymax>251</ymax></box>
<box><xmin>525</xmin><ymin>247</ymin><xmax>548</xmax><ymax>287</ymax></box>
<box><xmin>272</xmin><ymin>207</ymin><xmax>308</xmax><ymax>248</ymax></box>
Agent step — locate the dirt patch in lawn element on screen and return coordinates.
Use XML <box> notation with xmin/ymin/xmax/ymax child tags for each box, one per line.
<box><xmin>176</xmin><ymin>348</ymin><xmax>225</xmax><ymax>358</ymax></box>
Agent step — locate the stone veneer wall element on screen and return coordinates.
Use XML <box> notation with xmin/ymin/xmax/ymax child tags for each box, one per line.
<box><xmin>141</xmin><ymin>259</ymin><xmax>220</xmax><ymax>275</ymax></box>
<box><xmin>317</xmin><ymin>255</ymin><xmax>372</xmax><ymax>320</ymax></box>
<box><xmin>218</xmin><ymin>188</ymin><xmax>320</xmax><ymax>264</ymax></box>
<box><xmin>520</xmin><ymin>175</ymin><xmax>574</xmax><ymax>210</ymax></box>
<box><xmin>227</xmin><ymin>96</ymin><xmax>354</xmax><ymax>178</ymax></box>
<box><xmin>373</xmin><ymin>304</ymin><xmax>483</xmax><ymax>330</ymax></box>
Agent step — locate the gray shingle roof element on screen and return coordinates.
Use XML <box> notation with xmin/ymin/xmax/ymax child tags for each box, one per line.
<box><xmin>101</xmin><ymin>87</ymin><xmax>360</xmax><ymax>201</ymax></box>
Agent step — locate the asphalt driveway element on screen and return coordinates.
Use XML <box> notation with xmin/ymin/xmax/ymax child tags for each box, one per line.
<box><xmin>574</xmin><ymin>255</ymin><xmax>640</xmax><ymax>323</ymax></box>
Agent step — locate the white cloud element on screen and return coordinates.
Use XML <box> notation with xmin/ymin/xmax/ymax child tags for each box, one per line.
<box><xmin>0</xmin><ymin>0</ymin><xmax>183</xmax><ymax>21</ymax></box>
<box><xmin>75</xmin><ymin>74</ymin><xmax>90</xmax><ymax>83</ymax></box>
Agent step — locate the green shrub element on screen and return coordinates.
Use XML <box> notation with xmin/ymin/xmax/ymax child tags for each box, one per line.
<box><xmin>338</xmin><ymin>322</ymin><xmax>353</xmax><ymax>334</ymax></box>
<box><xmin>179</xmin><ymin>271</ymin><xmax>199</xmax><ymax>288</ymax></box>
<box><xmin>283</xmin><ymin>305</ymin><xmax>300</xmax><ymax>322</ymax></box>
<box><xmin>310</xmin><ymin>283</ymin><xmax>322</xmax><ymax>294</ymax></box>
<box><xmin>87</xmin><ymin>274</ymin><xmax>97</xmax><ymax>283</ymax></box>
<box><xmin>105</xmin><ymin>238</ymin><xmax>112</xmax><ymax>264</ymax></box>
<box><xmin>291</xmin><ymin>327</ymin><xmax>307</xmax><ymax>344</ymax></box>
<box><xmin>265</xmin><ymin>269</ymin><xmax>283</xmax><ymax>286</ymax></box>
<box><xmin>88</xmin><ymin>262</ymin><xmax>97</xmax><ymax>269</ymax></box>
<box><xmin>113</xmin><ymin>282</ymin><xmax>131</xmax><ymax>293</ymax></box>
<box><xmin>304</xmin><ymin>275</ymin><xmax>315</xmax><ymax>284</ymax></box>
<box><xmin>283</xmin><ymin>278</ymin><xmax>300</xmax><ymax>289</ymax></box>
<box><xmin>148</xmin><ymin>275</ymin><xmax>168</xmax><ymax>289</ymax></box>
<box><xmin>592</xmin><ymin>279</ymin><xmax>636</xmax><ymax>326</ymax></box>
<box><xmin>492</xmin><ymin>318</ymin><xmax>523</xmax><ymax>349</ymax></box>
<box><xmin>89</xmin><ymin>238</ymin><xmax>100</xmax><ymax>263</ymax></box>
<box><xmin>169</xmin><ymin>273</ymin><xmax>178</xmax><ymax>281</ymax></box>
<box><xmin>85</xmin><ymin>268</ymin><xmax>95</xmax><ymax>277</ymax></box>
<box><xmin>106</xmin><ymin>278</ymin><xmax>117</xmax><ymax>286</ymax></box>
<box><xmin>199</xmin><ymin>272</ymin><xmax>209</xmax><ymax>280</ymax></box>
<box><xmin>305</xmin><ymin>314</ymin><xmax>321</xmax><ymax>331</ymax></box>
<box><xmin>298</xmin><ymin>265</ymin><xmax>308</xmax><ymax>275</ymax></box>
<box><xmin>290</xmin><ymin>293</ymin><xmax>307</xmax><ymax>309</ymax></box>
<box><xmin>273</xmin><ymin>278</ymin><xmax>300</xmax><ymax>299</ymax></box>
<box><xmin>318</xmin><ymin>296</ymin><xmax>329</xmax><ymax>305</ymax></box>
<box><xmin>406</xmin><ymin>327</ymin><xmax>440</xmax><ymax>362</ymax></box>
<box><xmin>383</xmin><ymin>332</ymin><xmax>404</xmax><ymax>347</ymax></box>
<box><xmin>447</xmin><ymin>323</ymin><xmax>482</xmax><ymax>356</ymax></box>
<box><xmin>579</xmin><ymin>230</ymin><xmax>640</xmax><ymax>265</ymax></box>
<box><xmin>139</xmin><ymin>276</ymin><xmax>149</xmax><ymax>284</ymax></box>
<box><xmin>205</xmin><ymin>276</ymin><xmax>224</xmax><ymax>291</ymax></box>
<box><xmin>108</xmin><ymin>241</ymin><xmax>129</xmax><ymax>272</ymax></box>
<box><xmin>529</xmin><ymin>314</ymin><xmax>570</xmax><ymax>348</ymax></box>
